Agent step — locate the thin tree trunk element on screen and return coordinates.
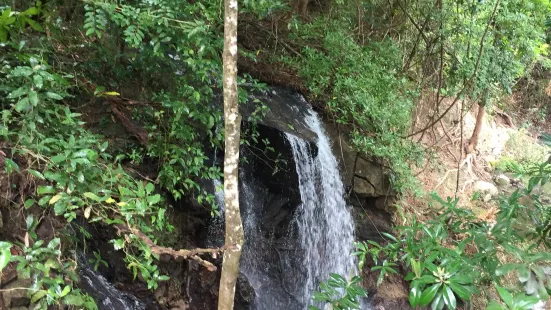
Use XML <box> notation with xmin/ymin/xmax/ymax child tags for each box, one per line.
<box><xmin>217</xmin><ymin>0</ymin><xmax>244</xmax><ymax>309</ymax></box>
<box><xmin>467</xmin><ymin>103</ymin><xmax>485</xmax><ymax>154</ymax></box>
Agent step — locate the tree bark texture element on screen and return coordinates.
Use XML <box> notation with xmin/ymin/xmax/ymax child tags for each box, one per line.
<box><xmin>217</xmin><ymin>0</ymin><xmax>245</xmax><ymax>309</ymax></box>
<box><xmin>467</xmin><ymin>103</ymin><xmax>485</xmax><ymax>154</ymax></box>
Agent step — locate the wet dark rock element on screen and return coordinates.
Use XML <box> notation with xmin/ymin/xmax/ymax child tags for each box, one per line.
<box><xmin>235</xmin><ymin>273</ymin><xmax>255</xmax><ymax>309</ymax></box>
<box><xmin>240</xmin><ymin>87</ymin><xmax>317</xmax><ymax>143</ymax></box>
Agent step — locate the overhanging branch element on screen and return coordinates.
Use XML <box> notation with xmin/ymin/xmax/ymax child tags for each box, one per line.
<box><xmin>115</xmin><ymin>224</ymin><xmax>228</xmax><ymax>271</ymax></box>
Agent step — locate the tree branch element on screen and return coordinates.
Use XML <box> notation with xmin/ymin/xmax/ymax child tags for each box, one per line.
<box><xmin>115</xmin><ymin>224</ymin><xmax>227</xmax><ymax>271</ymax></box>
<box><xmin>406</xmin><ymin>0</ymin><xmax>501</xmax><ymax>138</ymax></box>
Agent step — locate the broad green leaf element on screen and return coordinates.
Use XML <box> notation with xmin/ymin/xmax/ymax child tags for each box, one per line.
<box><xmin>31</xmin><ymin>290</ymin><xmax>48</xmax><ymax>303</ymax></box>
<box><xmin>25</xmin><ymin>18</ymin><xmax>44</xmax><ymax>32</ymax></box>
<box><xmin>26</xmin><ymin>214</ymin><xmax>34</xmax><ymax>230</ymax></box>
<box><xmin>448</xmin><ymin>281</ymin><xmax>471</xmax><ymax>301</ymax></box>
<box><xmin>37</xmin><ymin>185</ymin><xmax>55</xmax><ymax>194</ymax></box>
<box><xmin>64</xmin><ymin>294</ymin><xmax>84</xmax><ymax>306</ymax></box>
<box><xmin>409</xmin><ymin>282</ymin><xmax>422</xmax><ymax>307</ymax></box>
<box><xmin>83</xmin><ymin>192</ymin><xmax>101</xmax><ymax>201</ymax></box>
<box><xmin>49</xmin><ymin>194</ymin><xmax>62</xmax><ymax>205</ymax></box>
<box><xmin>27</xmin><ymin>169</ymin><xmax>45</xmax><ymax>180</ymax></box>
<box><xmin>14</xmin><ymin>97</ymin><xmax>30</xmax><ymax>112</ymax></box>
<box><xmin>11</xmin><ymin>66</ymin><xmax>33</xmax><ymax>77</ymax></box>
<box><xmin>486</xmin><ymin>301</ymin><xmax>505</xmax><ymax>310</ymax></box>
<box><xmin>51</xmin><ymin>154</ymin><xmax>66</xmax><ymax>164</ymax></box>
<box><xmin>442</xmin><ymin>285</ymin><xmax>457</xmax><ymax>309</ymax></box>
<box><xmin>420</xmin><ymin>283</ymin><xmax>442</xmax><ymax>306</ymax></box>
<box><xmin>28</xmin><ymin>90</ymin><xmax>38</xmax><ymax>106</ymax></box>
<box><xmin>24</xmin><ymin>199</ymin><xmax>35</xmax><ymax>209</ymax></box>
<box><xmin>496</xmin><ymin>264</ymin><xmax>522</xmax><ymax>277</ymax></box>
<box><xmin>33</xmin><ymin>74</ymin><xmax>43</xmax><ymax>89</ymax></box>
<box><xmin>7</xmin><ymin>87</ymin><xmax>26</xmax><ymax>99</ymax></box>
<box><xmin>431</xmin><ymin>293</ymin><xmax>445</xmax><ymax>310</ymax></box>
<box><xmin>46</xmin><ymin>92</ymin><xmax>63</xmax><ymax>100</ymax></box>
<box><xmin>0</xmin><ymin>241</ymin><xmax>12</xmax><ymax>271</ymax></box>
<box><xmin>495</xmin><ymin>286</ymin><xmax>513</xmax><ymax>308</ymax></box>
<box><xmin>22</xmin><ymin>7</ymin><xmax>40</xmax><ymax>16</ymax></box>
<box><xmin>59</xmin><ymin>285</ymin><xmax>70</xmax><ymax>297</ymax></box>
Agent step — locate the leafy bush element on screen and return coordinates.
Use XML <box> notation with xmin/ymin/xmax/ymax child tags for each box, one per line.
<box><xmin>309</xmin><ymin>274</ymin><xmax>367</xmax><ymax>310</ymax></box>
<box><xmin>280</xmin><ymin>18</ymin><xmax>422</xmax><ymax>190</ymax></box>
<box><xmin>354</xmin><ymin>161</ymin><xmax>551</xmax><ymax>309</ymax></box>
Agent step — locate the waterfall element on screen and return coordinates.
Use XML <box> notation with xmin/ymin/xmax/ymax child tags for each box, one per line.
<box><xmin>209</xmin><ymin>96</ymin><xmax>362</xmax><ymax>309</ymax></box>
<box><xmin>285</xmin><ymin>109</ymin><xmax>357</xmax><ymax>306</ymax></box>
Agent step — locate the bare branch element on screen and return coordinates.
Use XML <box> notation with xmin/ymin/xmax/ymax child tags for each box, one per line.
<box><xmin>115</xmin><ymin>224</ymin><xmax>227</xmax><ymax>271</ymax></box>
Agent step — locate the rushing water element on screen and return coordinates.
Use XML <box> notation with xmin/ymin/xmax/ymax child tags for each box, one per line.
<box><xmin>208</xmin><ymin>97</ymin><xmax>361</xmax><ymax>309</ymax></box>
<box><xmin>285</xmin><ymin>109</ymin><xmax>357</xmax><ymax>307</ymax></box>
<box><xmin>78</xmin><ymin>254</ymin><xmax>146</xmax><ymax>310</ymax></box>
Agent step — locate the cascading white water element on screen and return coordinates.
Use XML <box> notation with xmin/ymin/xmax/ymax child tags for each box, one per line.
<box><xmin>285</xmin><ymin>109</ymin><xmax>357</xmax><ymax>307</ymax></box>
<box><xmin>207</xmin><ymin>94</ymin><xmax>363</xmax><ymax>309</ymax></box>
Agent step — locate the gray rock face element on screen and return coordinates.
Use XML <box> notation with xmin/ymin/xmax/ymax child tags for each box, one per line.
<box><xmin>473</xmin><ymin>180</ymin><xmax>499</xmax><ymax>201</ymax></box>
<box><xmin>2</xmin><ymin>278</ymin><xmax>31</xmax><ymax>309</ymax></box>
<box><xmin>494</xmin><ymin>174</ymin><xmax>511</xmax><ymax>187</ymax></box>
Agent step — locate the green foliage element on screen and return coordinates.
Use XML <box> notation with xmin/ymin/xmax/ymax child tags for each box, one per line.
<box><xmin>486</xmin><ymin>286</ymin><xmax>541</xmax><ymax>310</ymax></box>
<box><xmin>280</xmin><ymin>18</ymin><xmax>422</xmax><ymax>190</ymax></box>
<box><xmin>0</xmin><ymin>4</ymin><xmax>44</xmax><ymax>42</ymax></box>
<box><xmin>309</xmin><ymin>274</ymin><xmax>367</xmax><ymax>310</ymax></box>
<box><xmin>0</xmin><ymin>0</ymin><xmax>283</xmax><ymax>307</ymax></box>
<box><xmin>356</xmin><ymin>161</ymin><xmax>551</xmax><ymax>309</ymax></box>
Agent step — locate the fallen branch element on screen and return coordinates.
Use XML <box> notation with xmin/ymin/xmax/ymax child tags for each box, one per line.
<box><xmin>115</xmin><ymin>224</ymin><xmax>228</xmax><ymax>271</ymax></box>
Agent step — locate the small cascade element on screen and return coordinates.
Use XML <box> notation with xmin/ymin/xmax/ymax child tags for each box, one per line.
<box><xmin>78</xmin><ymin>255</ymin><xmax>146</xmax><ymax>310</ymax></box>
<box><xmin>285</xmin><ymin>109</ymin><xmax>357</xmax><ymax>306</ymax></box>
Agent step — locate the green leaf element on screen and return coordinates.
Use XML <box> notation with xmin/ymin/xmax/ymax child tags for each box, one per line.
<box><xmin>26</xmin><ymin>214</ymin><xmax>34</xmax><ymax>230</ymax></box>
<box><xmin>27</xmin><ymin>169</ymin><xmax>45</xmax><ymax>180</ymax></box>
<box><xmin>64</xmin><ymin>294</ymin><xmax>84</xmax><ymax>306</ymax></box>
<box><xmin>31</xmin><ymin>290</ymin><xmax>47</xmax><ymax>303</ymax></box>
<box><xmin>0</xmin><ymin>29</ymin><xmax>7</xmax><ymax>43</ymax></box>
<box><xmin>51</xmin><ymin>154</ymin><xmax>66</xmax><ymax>164</ymax></box>
<box><xmin>46</xmin><ymin>92</ymin><xmax>63</xmax><ymax>100</ymax></box>
<box><xmin>409</xmin><ymin>282</ymin><xmax>422</xmax><ymax>307</ymax></box>
<box><xmin>14</xmin><ymin>97</ymin><xmax>30</xmax><ymax>112</ymax></box>
<box><xmin>486</xmin><ymin>301</ymin><xmax>505</xmax><ymax>310</ymax></box>
<box><xmin>49</xmin><ymin>194</ymin><xmax>62</xmax><ymax>205</ymax></box>
<box><xmin>518</xmin><ymin>265</ymin><xmax>530</xmax><ymax>282</ymax></box>
<box><xmin>28</xmin><ymin>90</ymin><xmax>38</xmax><ymax>106</ymax></box>
<box><xmin>24</xmin><ymin>199</ymin><xmax>35</xmax><ymax>209</ymax></box>
<box><xmin>33</xmin><ymin>74</ymin><xmax>43</xmax><ymax>89</ymax></box>
<box><xmin>25</xmin><ymin>18</ymin><xmax>44</xmax><ymax>32</ymax></box>
<box><xmin>22</xmin><ymin>7</ymin><xmax>41</xmax><ymax>16</ymax></box>
<box><xmin>83</xmin><ymin>192</ymin><xmax>101</xmax><ymax>202</ymax></box>
<box><xmin>448</xmin><ymin>281</ymin><xmax>471</xmax><ymax>301</ymax></box>
<box><xmin>7</xmin><ymin>87</ymin><xmax>26</xmax><ymax>99</ymax></box>
<box><xmin>145</xmin><ymin>182</ymin><xmax>155</xmax><ymax>194</ymax></box>
<box><xmin>0</xmin><ymin>241</ymin><xmax>12</xmax><ymax>271</ymax></box>
<box><xmin>59</xmin><ymin>285</ymin><xmax>70</xmax><ymax>297</ymax></box>
<box><xmin>11</xmin><ymin>67</ymin><xmax>33</xmax><ymax>77</ymax></box>
<box><xmin>431</xmin><ymin>293</ymin><xmax>445</xmax><ymax>310</ymax></box>
<box><xmin>37</xmin><ymin>185</ymin><xmax>55</xmax><ymax>194</ymax></box>
<box><xmin>420</xmin><ymin>283</ymin><xmax>442</xmax><ymax>306</ymax></box>
<box><xmin>442</xmin><ymin>285</ymin><xmax>457</xmax><ymax>309</ymax></box>
<box><xmin>496</xmin><ymin>264</ymin><xmax>522</xmax><ymax>277</ymax></box>
<box><xmin>495</xmin><ymin>286</ymin><xmax>513</xmax><ymax>308</ymax></box>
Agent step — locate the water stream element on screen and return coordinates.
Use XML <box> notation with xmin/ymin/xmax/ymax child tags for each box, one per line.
<box><xmin>285</xmin><ymin>109</ymin><xmax>357</xmax><ymax>307</ymax></box>
<box><xmin>236</xmin><ymin>104</ymin><xmax>360</xmax><ymax>309</ymax></box>
<box><xmin>207</xmin><ymin>93</ymin><xmax>362</xmax><ymax>308</ymax></box>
